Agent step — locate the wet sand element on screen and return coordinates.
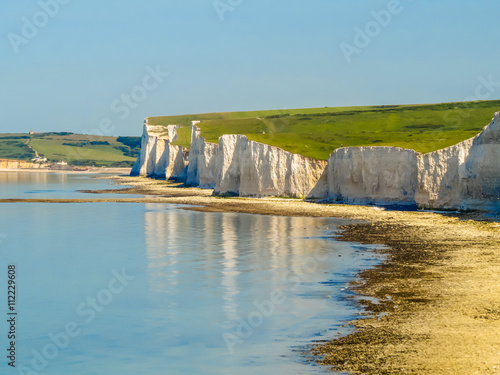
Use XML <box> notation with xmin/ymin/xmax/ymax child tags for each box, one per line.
<box><xmin>2</xmin><ymin>175</ymin><xmax>500</xmax><ymax>374</ymax></box>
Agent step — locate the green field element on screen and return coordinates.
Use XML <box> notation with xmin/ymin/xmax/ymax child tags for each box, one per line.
<box><xmin>149</xmin><ymin>100</ymin><xmax>500</xmax><ymax>160</ymax></box>
<box><xmin>0</xmin><ymin>133</ymin><xmax>141</xmax><ymax>167</ymax></box>
<box><xmin>0</xmin><ymin>134</ymin><xmax>35</xmax><ymax>160</ymax></box>
<box><xmin>3</xmin><ymin>100</ymin><xmax>499</xmax><ymax>164</ymax></box>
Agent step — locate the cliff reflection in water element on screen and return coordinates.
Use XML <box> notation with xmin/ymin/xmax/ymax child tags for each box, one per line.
<box><xmin>0</xmin><ymin>175</ymin><xmax>384</xmax><ymax>373</ymax></box>
<box><xmin>142</xmin><ymin>203</ymin><xmax>372</xmax><ymax>369</ymax></box>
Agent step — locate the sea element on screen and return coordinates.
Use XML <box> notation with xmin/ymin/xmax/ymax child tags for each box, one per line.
<box><xmin>0</xmin><ymin>172</ymin><xmax>381</xmax><ymax>375</ymax></box>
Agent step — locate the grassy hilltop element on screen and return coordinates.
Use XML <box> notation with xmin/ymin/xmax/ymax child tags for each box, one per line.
<box><xmin>2</xmin><ymin>100</ymin><xmax>498</xmax><ymax>164</ymax></box>
<box><xmin>149</xmin><ymin>100</ymin><xmax>500</xmax><ymax>160</ymax></box>
<box><xmin>0</xmin><ymin>133</ymin><xmax>141</xmax><ymax>167</ymax></box>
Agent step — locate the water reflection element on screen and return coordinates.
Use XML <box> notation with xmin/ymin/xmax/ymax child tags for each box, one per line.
<box><xmin>142</xmin><ymin>204</ymin><xmax>371</xmax><ymax>373</ymax></box>
<box><xmin>220</xmin><ymin>213</ymin><xmax>240</xmax><ymax>321</ymax></box>
<box><xmin>0</xmin><ymin>194</ymin><xmax>379</xmax><ymax>374</ymax></box>
<box><xmin>0</xmin><ymin>175</ymin><xmax>382</xmax><ymax>374</ymax></box>
<box><xmin>0</xmin><ymin>172</ymin><xmax>138</xmax><ymax>199</ymax></box>
<box><xmin>0</xmin><ymin>171</ymin><xmax>68</xmax><ymax>185</ymax></box>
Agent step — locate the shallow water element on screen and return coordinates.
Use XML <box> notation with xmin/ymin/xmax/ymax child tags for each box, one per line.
<box><xmin>0</xmin><ymin>174</ymin><xmax>380</xmax><ymax>374</ymax></box>
<box><xmin>0</xmin><ymin>172</ymin><xmax>135</xmax><ymax>199</ymax></box>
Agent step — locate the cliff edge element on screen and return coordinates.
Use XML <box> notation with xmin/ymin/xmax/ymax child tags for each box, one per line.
<box><xmin>131</xmin><ymin>112</ymin><xmax>500</xmax><ymax>211</ymax></box>
<box><xmin>130</xmin><ymin>120</ymin><xmax>188</xmax><ymax>179</ymax></box>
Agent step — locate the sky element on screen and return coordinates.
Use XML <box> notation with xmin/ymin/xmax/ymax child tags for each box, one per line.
<box><xmin>1</xmin><ymin>0</ymin><xmax>500</xmax><ymax>136</ymax></box>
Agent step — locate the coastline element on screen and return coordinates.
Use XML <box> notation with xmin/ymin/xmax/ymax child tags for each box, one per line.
<box><xmin>0</xmin><ymin>167</ymin><xmax>132</xmax><ymax>174</ymax></box>
<box><xmin>313</xmin><ymin>214</ymin><xmax>500</xmax><ymax>374</ymax></box>
<box><xmin>92</xmin><ymin>177</ymin><xmax>500</xmax><ymax>374</ymax></box>
<box><xmin>2</xmin><ymin>174</ymin><xmax>500</xmax><ymax>374</ymax></box>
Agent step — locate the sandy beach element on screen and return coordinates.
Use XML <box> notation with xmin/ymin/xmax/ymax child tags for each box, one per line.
<box><xmin>2</xmin><ymin>174</ymin><xmax>499</xmax><ymax>374</ymax></box>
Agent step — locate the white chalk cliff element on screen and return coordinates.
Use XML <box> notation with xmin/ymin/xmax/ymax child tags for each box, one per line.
<box><xmin>186</xmin><ymin>121</ymin><xmax>218</xmax><ymax>188</ymax></box>
<box><xmin>131</xmin><ymin>112</ymin><xmax>500</xmax><ymax>211</ymax></box>
<box><xmin>327</xmin><ymin>147</ymin><xmax>419</xmax><ymax>205</ymax></box>
<box><xmin>416</xmin><ymin>111</ymin><xmax>500</xmax><ymax>210</ymax></box>
<box><xmin>213</xmin><ymin>133</ymin><xmax>327</xmax><ymax>197</ymax></box>
<box><xmin>131</xmin><ymin>120</ymin><xmax>188</xmax><ymax>179</ymax></box>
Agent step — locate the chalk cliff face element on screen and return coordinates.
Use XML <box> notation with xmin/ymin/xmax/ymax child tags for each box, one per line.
<box><xmin>327</xmin><ymin>147</ymin><xmax>419</xmax><ymax>204</ymax></box>
<box><xmin>415</xmin><ymin>139</ymin><xmax>474</xmax><ymax>209</ymax></box>
<box><xmin>416</xmin><ymin>111</ymin><xmax>500</xmax><ymax>210</ymax></box>
<box><xmin>186</xmin><ymin>122</ymin><xmax>218</xmax><ymax>188</ymax></box>
<box><xmin>131</xmin><ymin>121</ymin><xmax>188</xmax><ymax>179</ymax></box>
<box><xmin>184</xmin><ymin>123</ymin><xmax>327</xmax><ymax>197</ymax></box>
<box><xmin>132</xmin><ymin>111</ymin><xmax>500</xmax><ymax>211</ymax></box>
<box><xmin>214</xmin><ymin>134</ymin><xmax>328</xmax><ymax>197</ymax></box>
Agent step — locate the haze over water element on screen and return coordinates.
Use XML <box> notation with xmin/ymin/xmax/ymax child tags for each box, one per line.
<box><xmin>0</xmin><ymin>173</ymin><xmax>380</xmax><ymax>374</ymax></box>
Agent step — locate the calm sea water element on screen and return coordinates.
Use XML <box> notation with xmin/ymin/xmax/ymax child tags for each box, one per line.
<box><xmin>0</xmin><ymin>172</ymin><xmax>137</xmax><ymax>199</ymax></box>
<box><xmin>0</xmin><ymin>173</ymin><xmax>380</xmax><ymax>374</ymax></box>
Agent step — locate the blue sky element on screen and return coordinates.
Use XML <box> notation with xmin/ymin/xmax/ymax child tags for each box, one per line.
<box><xmin>1</xmin><ymin>0</ymin><xmax>500</xmax><ymax>136</ymax></box>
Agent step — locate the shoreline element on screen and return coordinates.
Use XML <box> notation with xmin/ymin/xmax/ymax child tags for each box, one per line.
<box><xmin>1</xmin><ymin>174</ymin><xmax>499</xmax><ymax>373</ymax></box>
<box><xmin>93</xmin><ymin>177</ymin><xmax>500</xmax><ymax>374</ymax></box>
<box><xmin>0</xmin><ymin>167</ymin><xmax>131</xmax><ymax>174</ymax></box>
<box><xmin>313</xmin><ymin>217</ymin><xmax>500</xmax><ymax>374</ymax></box>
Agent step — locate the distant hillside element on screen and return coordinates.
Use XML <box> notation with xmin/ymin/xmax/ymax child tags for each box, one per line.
<box><xmin>148</xmin><ymin>100</ymin><xmax>500</xmax><ymax>160</ymax></box>
<box><xmin>0</xmin><ymin>133</ymin><xmax>141</xmax><ymax>167</ymax></box>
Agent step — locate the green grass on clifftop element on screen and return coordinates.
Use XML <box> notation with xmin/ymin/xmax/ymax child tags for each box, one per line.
<box><xmin>148</xmin><ymin>100</ymin><xmax>500</xmax><ymax>160</ymax></box>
